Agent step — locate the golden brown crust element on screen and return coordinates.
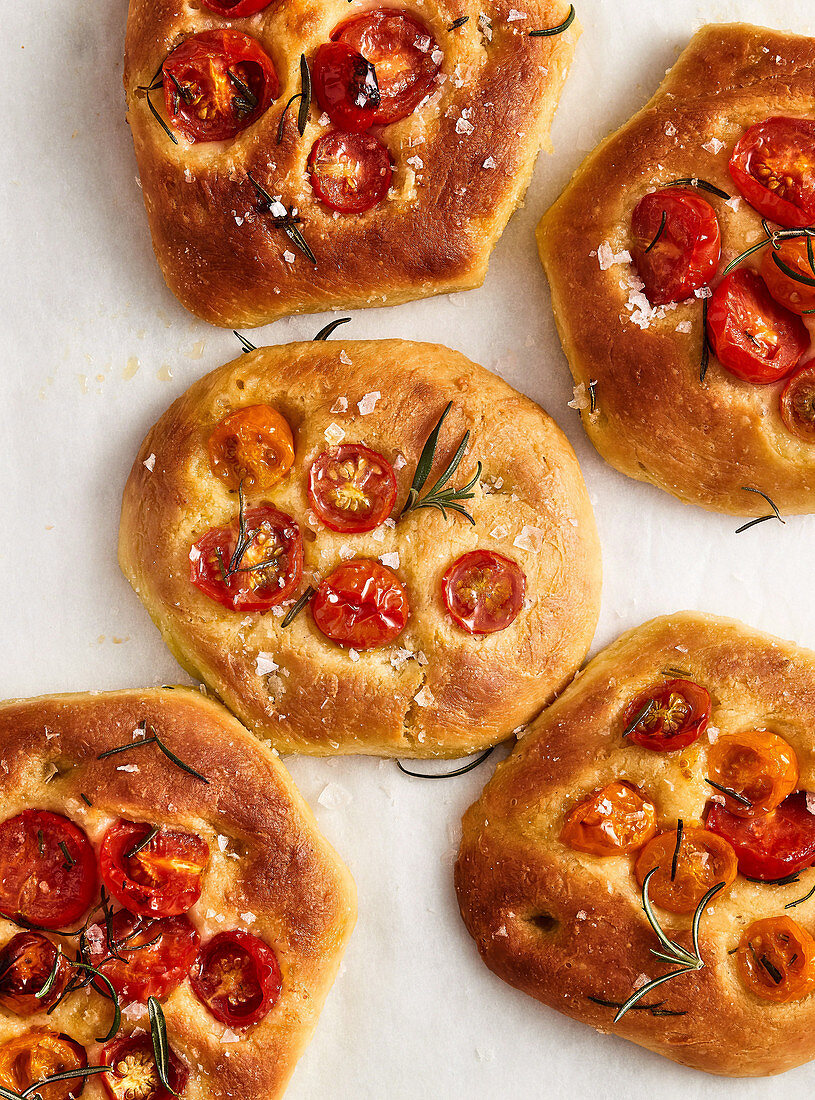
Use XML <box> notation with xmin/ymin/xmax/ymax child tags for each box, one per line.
<box><xmin>537</xmin><ymin>23</ymin><xmax>815</xmax><ymax>516</ymax></box>
<box><xmin>118</xmin><ymin>338</ymin><xmax>601</xmax><ymax>757</ymax></box>
<box><xmin>456</xmin><ymin>611</ymin><xmax>815</xmax><ymax>1076</ymax></box>
<box><xmin>123</xmin><ymin>0</ymin><xmax>579</xmax><ymax>326</ymax></box>
<box><xmin>0</xmin><ymin>687</ymin><xmax>356</xmax><ymax>1099</ymax></box>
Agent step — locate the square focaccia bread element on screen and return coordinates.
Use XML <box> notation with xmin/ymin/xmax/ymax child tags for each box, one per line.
<box><xmin>456</xmin><ymin>612</ymin><xmax>815</xmax><ymax>1076</ymax></box>
<box><xmin>118</xmin><ymin>339</ymin><xmax>601</xmax><ymax>758</ymax></box>
<box><xmin>538</xmin><ymin>23</ymin><xmax>815</xmax><ymax>516</ymax></box>
<box><xmin>0</xmin><ymin>688</ymin><xmax>355</xmax><ymax>1100</ymax></box>
<box><xmin>123</xmin><ymin>0</ymin><xmax>579</xmax><ymax>327</ymax></box>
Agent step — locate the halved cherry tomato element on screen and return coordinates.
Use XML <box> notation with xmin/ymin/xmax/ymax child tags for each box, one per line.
<box><xmin>560</xmin><ymin>781</ymin><xmax>657</xmax><ymax>856</ymax></box>
<box><xmin>0</xmin><ymin>810</ymin><xmax>97</xmax><ymax>930</ymax></box>
<box><xmin>312</xmin><ymin>43</ymin><xmax>382</xmax><ymax>133</ymax></box>
<box><xmin>761</xmin><ymin>237</ymin><xmax>815</xmax><ymax>315</ymax></box>
<box><xmin>631</xmin><ymin>188</ymin><xmax>721</xmax><ymax>305</ymax></box>
<box><xmin>163</xmin><ymin>30</ymin><xmax>278</xmax><ymax>143</ymax></box>
<box><xmin>623</xmin><ymin>679</ymin><xmax>710</xmax><ymax>752</ymax></box>
<box><xmin>190</xmin><ymin>930</ymin><xmax>282</xmax><ymax>1028</ymax></box>
<box><xmin>705</xmin><ymin>792</ymin><xmax>815</xmax><ymax>880</ymax></box>
<box><xmin>311</xmin><ymin>560</ymin><xmax>408</xmax><ymax>649</ymax></box>
<box><xmin>308</xmin><ymin>131</ymin><xmax>392</xmax><ymax>214</ymax></box>
<box><xmin>201</xmin><ymin>0</ymin><xmax>271</xmax><ymax>16</ymax></box>
<box><xmin>208</xmin><ymin>405</ymin><xmax>295</xmax><ymax>491</ymax></box>
<box><xmin>0</xmin><ymin>933</ymin><xmax>70</xmax><ymax>1016</ymax></box>
<box><xmin>707</xmin><ymin>268</ymin><xmax>808</xmax><ymax>384</ymax></box>
<box><xmin>729</xmin><ymin>117</ymin><xmax>815</xmax><ymax>228</ymax></box>
<box><xmin>441</xmin><ymin>550</ymin><xmax>526</xmax><ymax>635</ymax></box>
<box><xmin>84</xmin><ymin>910</ymin><xmax>199</xmax><ymax>1003</ymax></box>
<box><xmin>308</xmin><ymin>444</ymin><xmax>397</xmax><ymax>532</ymax></box>
<box><xmin>100</xmin><ymin>820</ymin><xmax>209</xmax><ymax>918</ymax></box>
<box><xmin>634</xmin><ymin>827</ymin><xmax>737</xmax><ymax>913</ymax></box>
<box><xmin>0</xmin><ymin>1029</ymin><xmax>87</xmax><ymax>1100</ymax></box>
<box><xmin>707</xmin><ymin>729</ymin><xmax>798</xmax><ymax>818</ymax></box>
<box><xmin>737</xmin><ymin>916</ymin><xmax>815</xmax><ymax>1002</ymax></box>
<box><xmin>191</xmin><ymin>504</ymin><xmax>303</xmax><ymax>613</ymax></box>
<box><xmin>781</xmin><ymin>364</ymin><xmax>815</xmax><ymax>442</ymax></box>
<box><xmin>101</xmin><ymin>1034</ymin><xmax>187</xmax><ymax>1100</ymax></box>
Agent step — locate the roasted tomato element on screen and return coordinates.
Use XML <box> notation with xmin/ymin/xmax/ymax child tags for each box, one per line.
<box><xmin>631</xmin><ymin>188</ymin><xmax>721</xmax><ymax>305</ymax></box>
<box><xmin>308</xmin><ymin>444</ymin><xmax>397</xmax><ymax>532</ymax></box>
<box><xmin>706</xmin><ymin>268</ymin><xmax>808</xmax><ymax>384</ymax></box>
<box><xmin>441</xmin><ymin>550</ymin><xmax>526</xmax><ymax>635</ymax></box>
<box><xmin>201</xmin><ymin>0</ymin><xmax>271</xmax><ymax>16</ymax></box>
<box><xmin>635</xmin><ymin>826</ymin><xmax>737</xmax><ymax>913</ymax></box>
<box><xmin>729</xmin><ymin>117</ymin><xmax>815</xmax><ymax>228</ymax></box>
<box><xmin>163</xmin><ymin>30</ymin><xmax>278</xmax><ymax>143</ymax></box>
<box><xmin>312</xmin><ymin>43</ymin><xmax>382</xmax><ymax>132</ymax></box>
<box><xmin>706</xmin><ymin>792</ymin><xmax>815</xmax><ymax>880</ymax></box>
<box><xmin>190</xmin><ymin>930</ymin><xmax>282</xmax><ymax>1027</ymax></box>
<box><xmin>0</xmin><ymin>933</ymin><xmax>70</xmax><ymax>1016</ymax></box>
<box><xmin>560</xmin><ymin>781</ymin><xmax>658</xmax><ymax>856</ymax></box>
<box><xmin>85</xmin><ymin>910</ymin><xmax>200</xmax><ymax>1003</ymax></box>
<box><xmin>190</xmin><ymin>504</ymin><xmax>303</xmax><ymax>613</ymax></box>
<box><xmin>0</xmin><ymin>810</ymin><xmax>97</xmax><ymax>930</ymax></box>
<box><xmin>737</xmin><ymin>916</ymin><xmax>815</xmax><ymax>1002</ymax></box>
<box><xmin>308</xmin><ymin>131</ymin><xmax>392</xmax><ymax>213</ymax></box>
<box><xmin>100</xmin><ymin>820</ymin><xmax>209</xmax><ymax>918</ymax></box>
<box><xmin>311</xmin><ymin>560</ymin><xmax>409</xmax><ymax>648</ymax></box>
<box><xmin>208</xmin><ymin>405</ymin><xmax>295</xmax><ymax>490</ymax></box>
<box><xmin>707</xmin><ymin>729</ymin><xmax>798</xmax><ymax>818</ymax></box>
<box><xmin>0</xmin><ymin>1029</ymin><xmax>87</xmax><ymax>1100</ymax></box>
<box><xmin>781</xmin><ymin>364</ymin><xmax>815</xmax><ymax>442</ymax></box>
<box><xmin>623</xmin><ymin>678</ymin><xmax>710</xmax><ymax>752</ymax></box>
<box><xmin>761</xmin><ymin>236</ymin><xmax>815</xmax><ymax>315</ymax></box>
<box><xmin>101</xmin><ymin>1034</ymin><xmax>187</xmax><ymax>1100</ymax></box>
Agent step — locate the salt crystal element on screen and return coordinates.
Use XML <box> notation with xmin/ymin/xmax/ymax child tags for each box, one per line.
<box><xmin>357</xmin><ymin>391</ymin><xmax>381</xmax><ymax>415</ymax></box>
<box><xmin>725</xmin><ymin>196</ymin><xmax>741</xmax><ymax>212</ymax></box>
<box><xmin>393</xmin><ymin>453</ymin><xmax>406</xmax><ymax>470</ymax></box>
<box><xmin>255</xmin><ymin>653</ymin><xmax>279</xmax><ymax>676</ymax></box>
<box><xmin>514</xmin><ymin>525</ymin><xmax>545</xmax><ymax>552</ymax></box>
<box><xmin>117</xmin><ymin>765</ymin><xmax>139</xmax><ymax>773</ymax></box>
<box><xmin>330</xmin><ymin>397</ymin><xmax>348</xmax><ymax>413</ymax></box>
<box><xmin>490</xmin><ymin>524</ymin><xmax>510</xmax><ymax>539</ymax></box>
<box><xmin>807</xmin><ymin>792</ymin><xmax>815</xmax><ymax>816</ymax></box>
<box><xmin>324</xmin><ymin>423</ymin><xmax>345</xmax><ymax>446</ymax></box>
<box><xmin>456</xmin><ymin>116</ymin><xmax>474</xmax><ymax>136</ymax></box>
<box><xmin>508</xmin><ymin>9</ymin><xmax>526</xmax><ymax>20</ymax></box>
<box><xmin>339</xmin><ymin>350</ymin><xmax>352</xmax><ymax>366</ymax></box>
<box><xmin>664</xmin><ymin>121</ymin><xmax>677</xmax><ymax>137</ymax></box>
<box><xmin>675</xmin><ymin>321</ymin><xmax>693</xmax><ymax>334</ymax></box>
<box><xmin>407</xmin><ymin>155</ymin><xmax>424</xmax><ymax>170</ymax></box>
<box><xmin>348</xmin><ymin>648</ymin><xmax>360</xmax><ymax>662</ymax></box>
<box><xmin>143</xmin><ymin>453</ymin><xmax>156</xmax><ymax>472</ymax></box>
<box><xmin>240</xmin><ymin>911</ymin><xmax>256</xmax><ymax>924</ymax></box>
<box><xmin>318</xmin><ymin>782</ymin><xmax>352</xmax><ymax>809</ymax></box>
<box><xmin>702</xmin><ymin>138</ymin><xmax>724</xmax><ymax>154</ymax></box>
<box><xmin>707</xmin><ymin>725</ymin><xmax>720</xmax><ymax>744</ymax></box>
<box><xmin>283</xmin><ymin>251</ymin><xmax>296</xmax><ymax>264</ymax></box>
<box><xmin>695</xmin><ymin>286</ymin><xmax>712</xmax><ymax>299</ymax></box>
<box><xmin>414</xmin><ymin>686</ymin><xmax>434</xmax><ymax>707</ymax></box>
<box><xmin>483</xmin><ymin>156</ymin><xmax>496</xmax><ymax>169</ymax></box>
<box><xmin>380</xmin><ymin>552</ymin><xmax>400</xmax><ymax>569</ymax></box>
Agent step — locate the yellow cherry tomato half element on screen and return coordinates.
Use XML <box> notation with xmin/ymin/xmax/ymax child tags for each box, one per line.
<box><xmin>738</xmin><ymin>916</ymin><xmax>815</xmax><ymax>1002</ymax></box>
<box><xmin>707</xmin><ymin>729</ymin><xmax>798</xmax><ymax>818</ymax></box>
<box><xmin>634</xmin><ymin>827</ymin><xmax>737</xmax><ymax>914</ymax></box>
<box><xmin>560</xmin><ymin>781</ymin><xmax>658</xmax><ymax>856</ymax></box>
<box><xmin>208</xmin><ymin>404</ymin><xmax>294</xmax><ymax>490</ymax></box>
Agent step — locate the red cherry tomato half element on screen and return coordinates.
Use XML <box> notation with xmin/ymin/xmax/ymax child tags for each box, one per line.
<box><xmin>441</xmin><ymin>550</ymin><xmax>525</xmax><ymax>635</ymax></box>
<box><xmin>308</xmin><ymin>131</ymin><xmax>392</xmax><ymax>214</ymax></box>
<box><xmin>705</xmin><ymin>792</ymin><xmax>815</xmax><ymax>880</ymax></box>
<box><xmin>191</xmin><ymin>504</ymin><xmax>303</xmax><ymax>613</ymax></box>
<box><xmin>200</xmin><ymin>0</ymin><xmax>271</xmax><ymax>16</ymax></box>
<box><xmin>707</xmin><ymin>268</ymin><xmax>809</xmax><ymax>384</ymax></box>
<box><xmin>311</xmin><ymin>560</ymin><xmax>409</xmax><ymax>649</ymax></box>
<box><xmin>190</xmin><ymin>930</ymin><xmax>282</xmax><ymax>1028</ymax></box>
<box><xmin>85</xmin><ymin>910</ymin><xmax>200</xmax><ymax>1003</ymax></box>
<box><xmin>100</xmin><ymin>820</ymin><xmax>209</xmax><ymax>918</ymax></box>
<box><xmin>101</xmin><ymin>1034</ymin><xmax>187</xmax><ymax>1100</ymax></box>
<box><xmin>623</xmin><ymin>679</ymin><xmax>710</xmax><ymax>752</ymax></box>
<box><xmin>0</xmin><ymin>933</ymin><xmax>71</xmax><ymax>1016</ymax></box>
<box><xmin>631</xmin><ymin>188</ymin><xmax>721</xmax><ymax>306</ymax></box>
<box><xmin>781</xmin><ymin>364</ymin><xmax>815</xmax><ymax>442</ymax></box>
<box><xmin>0</xmin><ymin>810</ymin><xmax>97</xmax><ymax>930</ymax></box>
<box><xmin>163</xmin><ymin>30</ymin><xmax>278</xmax><ymax>143</ymax></box>
<box><xmin>0</xmin><ymin>1030</ymin><xmax>87</xmax><ymax>1100</ymax></box>
<box><xmin>312</xmin><ymin>42</ymin><xmax>382</xmax><ymax>133</ymax></box>
<box><xmin>729</xmin><ymin>117</ymin><xmax>815</xmax><ymax>228</ymax></box>
<box><xmin>308</xmin><ymin>444</ymin><xmax>397</xmax><ymax>532</ymax></box>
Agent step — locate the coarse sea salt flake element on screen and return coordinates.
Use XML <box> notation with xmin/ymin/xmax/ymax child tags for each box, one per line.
<box><xmin>357</xmin><ymin>391</ymin><xmax>381</xmax><ymax>415</ymax></box>
<box><xmin>325</xmin><ymin>423</ymin><xmax>346</xmax><ymax>446</ymax></box>
<box><xmin>483</xmin><ymin>156</ymin><xmax>496</xmax><ymax>169</ymax></box>
<box><xmin>456</xmin><ymin>117</ymin><xmax>474</xmax><ymax>135</ymax></box>
<box><xmin>675</xmin><ymin>320</ymin><xmax>693</xmax><ymax>334</ymax></box>
<box><xmin>514</xmin><ymin>525</ymin><xmax>545</xmax><ymax>552</ymax></box>
<box><xmin>255</xmin><ymin>653</ymin><xmax>279</xmax><ymax>676</ymax></box>
<box><xmin>348</xmin><ymin>648</ymin><xmax>360</xmax><ymax>662</ymax></box>
<box><xmin>143</xmin><ymin>453</ymin><xmax>156</xmax><ymax>472</ymax></box>
<box><xmin>703</xmin><ymin>137</ymin><xmax>725</xmax><ymax>154</ymax></box>
<box><xmin>339</xmin><ymin>350</ymin><xmax>352</xmax><ymax>366</ymax></box>
<box><xmin>414</xmin><ymin>686</ymin><xmax>435</xmax><ymax>707</ymax></box>
<box><xmin>117</xmin><ymin>765</ymin><xmax>139</xmax><ymax>773</ymax></box>
<box><xmin>508</xmin><ymin>9</ymin><xmax>526</xmax><ymax>20</ymax></box>
<box><xmin>380</xmin><ymin>551</ymin><xmax>400</xmax><ymax>569</ymax></box>
<box><xmin>330</xmin><ymin>396</ymin><xmax>348</xmax><ymax>413</ymax></box>
<box><xmin>490</xmin><ymin>524</ymin><xmax>510</xmax><ymax>540</ymax></box>
<box><xmin>240</xmin><ymin>911</ymin><xmax>256</xmax><ymax>924</ymax></box>
<box><xmin>283</xmin><ymin>250</ymin><xmax>296</xmax><ymax>264</ymax></box>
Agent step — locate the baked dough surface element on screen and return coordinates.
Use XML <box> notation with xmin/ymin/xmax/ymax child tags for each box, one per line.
<box><xmin>456</xmin><ymin>612</ymin><xmax>815</xmax><ymax>1076</ymax></box>
<box><xmin>537</xmin><ymin>23</ymin><xmax>815</xmax><ymax>516</ymax></box>
<box><xmin>118</xmin><ymin>339</ymin><xmax>601</xmax><ymax>757</ymax></box>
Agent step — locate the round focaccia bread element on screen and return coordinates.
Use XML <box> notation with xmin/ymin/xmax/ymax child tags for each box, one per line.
<box><xmin>456</xmin><ymin>612</ymin><xmax>815</xmax><ymax>1077</ymax></box>
<box><xmin>123</xmin><ymin>0</ymin><xmax>579</xmax><ymax>327</ymax></box>
<box><xmin>0</xmin><ymin>688</ymin><xmax>355</xmax><ymax>1100</ymax></box>
<box><xmin>118</xmin><ymin>339</ymin><xmax>601</xmax><ymax>758</ymax></box>
<box><xmin>537</xmin><ymin>23</ymin><xmax>815</xmax><ymax>516</ymax></box>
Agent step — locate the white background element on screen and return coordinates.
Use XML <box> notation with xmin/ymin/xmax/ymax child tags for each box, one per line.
<box><xmin>2</xmin><ymin>0</ymin><xmax>815</xmax><ymax>1095</ymax></box>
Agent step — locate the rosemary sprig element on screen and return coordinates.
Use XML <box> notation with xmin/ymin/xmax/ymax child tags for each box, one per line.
<box><xmin>213</xmin><ymin>480</ymin><xmax>281</xmax><ymax>587</ymax></box>
<box><xmin>644</xmin><ymin>211</ymin><xmax>667</xmax><ymax>254</ymax></box>
<box><xmin>786</xmin><ymin>884</ymin><xmax>815</xmax><ymax>909</ymax></box>
<box><xmin>705</xmin><ymin>777</ymin><xmax>752</xmax><ymax>808</ymax></box>
<box><xmin>18</xmin><ymin>1067</ymin><xmax>109</xmax><ymax>1100</ymax></box>
<box><xmin>34</xmin><ymin>953</ymin><xmax>61</xmax><ymax>1000</ymax></box>
<box><xmin>125</xmin><ymin>825</ymin><xmax>159</xmax><ymax>860</ymax></box>
<box><xmin>80</xmin><ymin>793</ymin><xmax>92</xmax><ymax>807</ymax></box>
<box><xmin>148</xmin><ymin>997</ymin><xmax>177</xmax><ymax>1095</ymax></box>
<box><xmin>699</xmin><ymin>296</ymin><xmax>710</xmax><ymax>384</ymax></box>
<box><xmin>136</xmin><ymin>64</ymin><xmax>178</xmax><ymax>146</ymax></box>
<box><xmin>666</xmin><ymin>177</ymin><xmax>731</xmax><ymax>200</ymax></box>
<box><xmin>98</xmin><ymin>720</ymin><xmax>209</xmax><ymax>784</ymax></box>
<box><xmin>670</xmin><ymin>820</ymin><xmax>683</xmax><ymax>882</ymax></box>
<box><xmin>735</xmin><ymin>487</ymin><xmax>785</xmax><ymax>535</ymax></box>
<box><xmin>396</xmin><ymin>747</ymin><xmax>495</xmax><ymax>779</ymax></box>
<box><xmin>247</xmin><ymin>173</ymin><xmax>316</xmax><ymax>264</ymax></box>
<box><xmin>227</xmin><ymin>69</ymin><xmax>258</xmax><ymax>115</ymax></box>
<box><xmin>37</xmin><ymin>829</ymin><xmax>44</xmax><ymax>857</ymax></box>
<box><xmin>314</xmin><ymin>317</ymin><xmax>351</xmax><ymax>340</ymax></box>
<box><xmin>622</xmin><ymin>699</ymin><xmax>655</xmax><ymax>738</ymax></box>
<box><xmin>529</xmin><ymin>4</ymin><xmax>575</xmax><ymax>35</ymax></box>
<box><xmin>59</xmin><ymin>842</ymin><xmax>74</xmax><ymax>870</ymax></box>
<box><xmin>67</xmin><ymin>959</ymin><xmax>121</xmax><ymax>1042</ymax></box>
<box><xmin>722</xmin><ymin>223</ymin><xmax>815</xmax><ymax>277</ymax></box>
<box><xmin>233</xmin><ymin>331</ymin><xmax>257</xmax><ymax>354</ymax></box>
<box><xmin>281</xmin><ymin>585</ymin><xmax>316</xmax><ymax>628</ymax></box>
<box><xmin>588</xmin><ymin>379</ymin><xmax>598</xmax><ymax>413</ymax></box>
<box><xmin>401</xmin><ymin>402</ymin><xmax>481</xmax><ymax>524</ymax></box>
<box><xmin>448</xmin><ymin>15</ymin><xmax>470</xmax><ymax>30</ymax></box>
<box><xmin>771</xmin><ymin>248</ymin><xmax>815</xmax><ymax>287</ymax></box>
<box><xmin>744</xmin><ymin>871</ymin><xmax>801</xmax><ymax>886</ymax></box>
<box><xmin>276</xmin><ymin>54</ymin><xmax>312</xmax><ymax>143</ymax></box>
<box><xmin>587</xmin><ymin>995</ymin><xmax>686</xmax><ymax>1018</ymax></box>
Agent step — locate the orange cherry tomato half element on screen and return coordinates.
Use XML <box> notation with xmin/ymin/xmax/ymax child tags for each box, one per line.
<box><xmin>201</xmin><ymin>0</ymin><xmax>271</xmax><ymax>16</ymax></box>
<box><xmin>0</xmin><ymin>1029</ymin><xmax>87</xmax><ymax>1100</ymax></box>
<box><xmin>101</xmin><ymin>1034</ymin><xmax>188</xmax><ymax>1100</ymax></box>
<box><xmin>707</xmin><ymin>268</ymin><xmax>808</xmax><ymax>385</ymax></box>
<box><xmin>634</xmin><ymin>827</ymin><xmax>737</xmax><ymax>913</ymax></box>
<box><xmin>0</xmin><ymin>810</ymin><xmax>97</xmax><ymax>930</ymax></box>
<box><xmin>208</xmin><ymin>405</ymin><xmax>295</xmax><ymax>491</ymax></box>
<box><xmin>707</xmin><ymin>729</ymin><xmax>798</xmax><ymax>818</ymax></box>
<box><xmin>738</xmin><ymin>916</ymin><xmax>815</xmax><ymax>1002</ymax></box>
<box><xmin>729</xmin><ymin>117</ymin><xmax>815</xmax><ymax>228</ymax></box>
<box><xmin>308</xmin><ymin>444</ymin><xmax>397</xmax><ymax>532</ymax></box>
<box><xmin>441</xmin><ymin>550</ymin><xmax>526</xmax><ymax>635</ymax></box>
<box><xmin>190</xmin><ymin>930</ymin><xmax>282</xmax><ymax>1028</ymax></box>
<box><xmin>190</xmin><ymin>504</ymin><xmax>303</xmax><ymax>613</ymax></box>
<box><xmin>311</xmin><ymin>559</ymin><xmax>409</xmax><ymax>649</ymax></box>
<box><xmin>560</xmin><ymin>781</ymin><xmax>658</xmax><ymax>856</ymax></box>
<box><xmin>761</xmin><ymin>236</ymin><xmax>815</xmax><ymax>315</ymax></box>
<box><xmin>163</xmin><ymin>30</ymin><xmax>278</xmax><ymax>143</ymax></box>
<box><xmin>631</xmin><ymin>187</ymin><xmax>721</xmax><ymax>306</ymax></box>
<box><xmin>705</xmin><ymin>792</ymin><xmax>815</xmax><ymax>880</ymax></box>
<box><xmin>312</xmin><ymin>42</ymin><xmax>382</xmax><ymax>133</ymax></box>
<box><xmin>85</xmin><ymin>909</ymin><xmax>200</xmax><ymax>1003</ymax></box>
<box><xmin>100</xmin><ymin>820</ymin><xmax>209</xmax><ymax>918</ymax></box>
<box><xmin>0</xmin><ymin>933</ymin><xmax>70</xmax><ymax>1016</ymax></box>
<box><xmin>308</xmin><ymin>131</ymin><xmax>393</xmax><ymax>214</ymax></box>
<box><xmin>781</xmin><ymin>363</ymin><xmax>815</xmax><ymax>442</ymax></box>
<box><xmin>623</xmin><ymin>678</ymin><xmax>710</xmax><ymax>752</ymax></box>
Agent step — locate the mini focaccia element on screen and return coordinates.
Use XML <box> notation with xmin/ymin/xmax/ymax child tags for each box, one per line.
<box><xmin>0</xmin><ymin>688</ymin><xmax>355</xmax><ymax>1100</ymax></box>
<box><xmin>118</xmin><ymin>338</ymin><xmax>601</xmax><ymax>757</ymax></box>
<box><xmin>123</xmin><ymin>0</ymin><xmax>579</xmax><ymax>327</ymax></box>
<box><xmin>538</xmin><ymin>23</ymin><xmax>815</xmax><ymax>516</ymax></box>
<box><xmin>456</xmin><ymin>612</ymin><xmax>815</xmax><ymax>1076</ymax></box>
